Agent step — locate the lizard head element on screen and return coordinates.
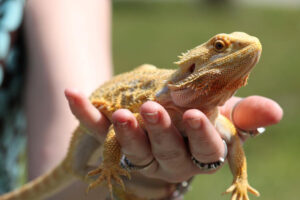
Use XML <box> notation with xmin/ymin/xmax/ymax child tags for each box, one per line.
<box><xmin>167</xmin><ymin>32</ymin><xmax>262</xmax><ymax>109</ymax></box>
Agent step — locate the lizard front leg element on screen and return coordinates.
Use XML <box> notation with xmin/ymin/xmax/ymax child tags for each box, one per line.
<box><xmin>216</xmin><ymin>115</ymin><xmax>259</xmax><ymax>200</ymax></box>
<box><xmin>87</xmin><ymin>125</ymin><xmax>130</xmax><ymax>198</ymax></box>
<box><xmin>225</xmin><ymin>135</ymin><xmax>260</xmax><ymax>200</ymax></box>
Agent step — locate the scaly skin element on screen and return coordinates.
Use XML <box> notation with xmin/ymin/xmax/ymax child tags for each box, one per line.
<box><xmin>0</xmin><ymin>32</ymin><xmax>262</xmax><ymax>200</ymax></box>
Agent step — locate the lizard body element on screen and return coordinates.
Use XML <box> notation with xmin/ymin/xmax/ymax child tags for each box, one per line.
<box><xmin>0</xmin><ymin>32</ymin><xmax>262</xmax><ymax>200</ymax></box>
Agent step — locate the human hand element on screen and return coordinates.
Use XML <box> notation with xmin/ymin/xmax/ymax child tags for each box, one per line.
<box><xmin>64</xmin><ymin>89</ymin><xmax>282</xmax><ymax>197</ymax></box>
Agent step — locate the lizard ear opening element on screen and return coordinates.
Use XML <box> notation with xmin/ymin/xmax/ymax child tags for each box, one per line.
<box><xmin>189</xmin><ymin>63</ymin><xmax>195</xmax><ymax>73</ymax></box>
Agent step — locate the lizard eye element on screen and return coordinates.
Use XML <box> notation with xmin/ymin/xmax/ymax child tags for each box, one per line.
<box><xmin>214</xmin><ymin>40</ymin><xmax>226</xmax><ymax>52</ymax></box>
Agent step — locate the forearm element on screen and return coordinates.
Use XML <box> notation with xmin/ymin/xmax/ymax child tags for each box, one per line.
<box><xmin>24</xmin><ymin>0</ymin><xmax>112</xmax><ymax>199</ymax></box>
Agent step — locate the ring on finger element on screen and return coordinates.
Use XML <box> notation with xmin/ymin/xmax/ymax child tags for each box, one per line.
<box><xmin>191</xmin><ymin>140</ymin><xmax>227</xmax><ymax>171</ymax></box>
<box><xmin>120</xmin><ymin>155</ymin><xmax>155</xmax><ymax>171</ymax></box>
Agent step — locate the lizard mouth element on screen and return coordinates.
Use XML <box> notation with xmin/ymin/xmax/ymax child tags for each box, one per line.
<box><xmin>239</xmin><ymin>44</ymin><xmax>261</xmax><ymax>74</ymax></box>
<box><xmin>219</xmin><ymin>42</ymin><xmax>261</xmax><ymax>67</ymax></box>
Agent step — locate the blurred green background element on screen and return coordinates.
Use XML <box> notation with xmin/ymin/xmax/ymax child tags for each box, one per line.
<box><xmin>112</xmin><ymin>1</ymin><xmax>300</xmax><ymax>200</ymax></box>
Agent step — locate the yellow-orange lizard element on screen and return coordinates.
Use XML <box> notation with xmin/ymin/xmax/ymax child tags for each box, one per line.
<box><xmin>0</xmin><ymin>32</ymin><xmax>262</xmax><ymax>200</ymax></box>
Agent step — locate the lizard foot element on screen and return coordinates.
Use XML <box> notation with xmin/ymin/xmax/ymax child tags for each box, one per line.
<box><xmin>224</xmin><ymin>179</ymin><xmax>260</xmax><ymax>200</ymax></box>
<box><xmin>86</xmin><ymin>164</ymin><xmax>131</xmax><ymax>197</ymax></box>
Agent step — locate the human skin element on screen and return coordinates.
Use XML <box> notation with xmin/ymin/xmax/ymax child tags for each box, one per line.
<box><xmin>64</xmin><ymin>90</ymin><xmax>283</xmax><ymax>198</ymax></box>
<box><xmin>24</xmin><ymin>0</ymin><xmax>112</xmax><ymax>199</ymax></box>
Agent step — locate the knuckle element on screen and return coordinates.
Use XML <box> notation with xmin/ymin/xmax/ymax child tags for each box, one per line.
<box><xmin>192</xmin><ymin>149</ymin><xmax>220</xmax><ymax>163</ymax></box>
<box><xmin>150</xmin><ymin>133</ymin><xmax>164</xmax><ymax>145</ymax></box>
<box><xmin>153</xmin><ymin>150</ymin><xmax>183</xmax><ymax>162</ymax></box>
<box><xmin>149</xmin><ymin>130</ymin><xmax>173</xmax><ymax>145</ymax></box>
<box><xmin>189</xmin><ymin>138</ymin><xmax>224</xmax><ymax>163</ymax></box>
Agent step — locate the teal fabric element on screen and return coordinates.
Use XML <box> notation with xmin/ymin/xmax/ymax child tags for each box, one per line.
<box><xmin>6</xmin><ymin>47</ymin><xmax>20</xmax><ymax>72</ymax></box>
<box><xmin>0</xmin><ymin>64</ymin><xmax>3</xmax><ymax>86</ymax></box>
<box><xmin>0</xmin><ymin>31</ymin><xmax>10</xmax><ymax>60</ymax></box>
<box><xmin>0</xmin><ymin>0</ymin><xmax>26</xmax><ymax>194</ymax></box>
<box><xmin>0</xmin><ymin>0</ymin><xmax>24</xmax><ymax>31</ymax></box>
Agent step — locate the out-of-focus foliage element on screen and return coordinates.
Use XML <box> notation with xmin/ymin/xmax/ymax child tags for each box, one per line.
<box><xmin>112</xmin><ymin>1</ymin><xmax>300</xmax><ymax>200</ymax></box>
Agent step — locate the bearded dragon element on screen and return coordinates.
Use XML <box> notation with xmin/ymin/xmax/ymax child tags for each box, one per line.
<box><xmin>0</xmin><ymin>32</ymin><xmax>262</xmax><ymax>200</ymax></box>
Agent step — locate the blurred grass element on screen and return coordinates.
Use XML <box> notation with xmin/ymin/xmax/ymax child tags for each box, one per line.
<box><xmin>112</xmin><ymin>1</ymin><xmax>300</xmax><ymax>200</ymax></box>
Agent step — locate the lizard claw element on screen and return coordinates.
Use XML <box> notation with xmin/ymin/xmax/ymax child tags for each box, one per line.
<box><xmin>224</xmin><ymin>179</ymin><xmax>260</xmax><ymax>200</ymax></box>
<box><xmin>86</xmin><ymin>163</ymin><xmax>130</xmax><ymax>198</ymax></box>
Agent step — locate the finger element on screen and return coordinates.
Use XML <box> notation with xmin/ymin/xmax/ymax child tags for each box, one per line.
<box><xmin>64</xmin><ymin>88</ymin><xmax>110</xmax><ymax>141</ymax></box>
<box><xmin>221</xmin><ymin>96</ymin><xmax>283</xmax><ymax>130</ymax></box>
<box><xmin>183</xmin><ymin>109</ymin><xmax>226</xmax><ymax>164</ymax></box>
<box><xmin>112</xmin><ymin>109</ymin><xmax>153</xmax><ymax>166</ymax></box>
<box><xmin>219</xmin><ymin>96</ymin><xmax>242</xmax><ymax>117</ymax></box>
<box><xmin>140</xmin><ymin>101</ymin><xmax>195</xmax><ymax>179</ymax></box>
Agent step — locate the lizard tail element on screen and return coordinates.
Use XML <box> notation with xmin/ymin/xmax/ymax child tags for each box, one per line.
<box><xmin>0</xmin><ymin>159</ymin><xmax>75</xmax><ymax>200</ymax></box>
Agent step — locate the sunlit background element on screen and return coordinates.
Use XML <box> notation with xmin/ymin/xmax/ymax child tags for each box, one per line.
<box><xmin>112</xmin><ymin>0</ymin><xmax>300</xmax><ymax>199</ymax></box>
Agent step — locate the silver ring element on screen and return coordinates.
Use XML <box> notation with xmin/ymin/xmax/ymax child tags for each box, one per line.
<box><xmin>120</xmin><ymin>155</ymin><xmax>154</xmax><ymax>171</ymax></box>
<box><xmin>230</xmin><ymin>100</ymin><xmax>266</xmax><ymax>137</ymax></box>
<box><xmin>191</xmin><ymin>140</ymin><xmax>227</xmax><ymax>171</ymax></box>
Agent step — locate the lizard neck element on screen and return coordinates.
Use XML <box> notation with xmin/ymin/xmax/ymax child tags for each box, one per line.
<box><xmin>155</xmin><ymin>84</ymin><xmax>224</xmax><ymax>123</ymax></box>
<box><xmin>155</xmin><ymin>67</ymin><xmax>248</xmax><ymax>117</ymax></box>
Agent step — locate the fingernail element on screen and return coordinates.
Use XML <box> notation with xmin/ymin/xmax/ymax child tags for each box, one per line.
<box><xmin>187</xmin><ymin>118</ymin><xmax>201</xmax><ymax>129</ymax></box>
<box><xmin>143</xmin><ymin>111</ymin><xmax>159</xmax><ymax>124</ymax></box>
<box><xmin>115</xmin><ymin>121</ymin><xmax>128</xmax><ymax>129</ymax></box>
